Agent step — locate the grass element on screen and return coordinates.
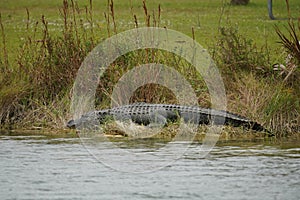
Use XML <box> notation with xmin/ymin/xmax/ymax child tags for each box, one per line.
<box><xmin>0</xmin><ymin>0</ymin><xmax>299</xmax><ymax>137</ymax></box>
<box><xmin>1</xmin><ymin>0</ymin><xmax>299</xmax><ymax>53</ymax></box>
<box><xmin>102</xmin><ymin>121</ymin><xmax>272</xmax><ymax>142</ymax></box>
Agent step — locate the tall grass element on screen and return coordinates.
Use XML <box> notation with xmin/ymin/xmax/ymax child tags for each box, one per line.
<box><xmin>274</xmin><ymin>20</ymin><xmax>300</xmax><ymax>87</ymax></box>
<box><xmin>212</xmin><ymin>25</ymin><xmax>271</xmax><ymax>75</ymax></box>
<box><xmin>0</xmin><ymin>13</ymin><xmax>8</xmax><ymax>73</ymax></box>
<box><xmin>268</xmin><ymin>0</ymin><xmax>300</xmax><ymax>134</ymax></box>
<box><xmin>0</xmin><ymin>0</ymin><xmax>206</xmax><ymax>129</ymax></box>
<box><xmin>0</xmin><ymin>0</ymin><xmax>97</xmax><ymax>128</ymax></box>
<box><xmin>96</xmin><ymin>0</ymin><xmax>208</xmax><ymax>108</ymax></box>
<box><xmin>0</xmin><ymin>0</ymin><xmax>299</xmax><ymax>136</ymax></box>
<box><xmin>211</xmin><ymin>14</ymin><xmax>299</xmax><ymax>135</ymax></box>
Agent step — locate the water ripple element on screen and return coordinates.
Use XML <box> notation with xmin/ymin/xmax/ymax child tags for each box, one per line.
<box><xmin>0</xmin><ymin>134</ymin><xmax>300</xmax><ymax>199</ymax></box>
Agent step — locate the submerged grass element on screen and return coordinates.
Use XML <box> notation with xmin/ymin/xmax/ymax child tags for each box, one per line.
<box><xmin>0</xmin><ymin>0</ymin><xmax>299</xmax><ymax>137</ymax></box>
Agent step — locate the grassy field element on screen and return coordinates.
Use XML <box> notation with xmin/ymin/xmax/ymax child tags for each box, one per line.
<box><xmin>0</xmin><ymin>0</ymin><xmax>299</xmax><ymax>55</ymax></box>
<box><xmin>0</xmin><ymin>0</ymin><xmax>299</xmax><ymax>136</ymax></box>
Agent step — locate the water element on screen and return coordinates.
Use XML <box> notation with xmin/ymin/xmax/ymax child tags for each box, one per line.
<box><xmin>1</xmin><ymin>132</ymin><xmax>300</xmax><ymax>200</ymax></box>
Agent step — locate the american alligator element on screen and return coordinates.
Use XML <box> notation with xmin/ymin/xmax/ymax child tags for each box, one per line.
<box><xmin>67</xmin><ymin>102</ymin><xmax>270</xmax><ymax>133</ymax></box>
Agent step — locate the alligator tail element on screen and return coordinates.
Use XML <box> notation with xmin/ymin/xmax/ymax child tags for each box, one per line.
<box><xmin>247</xmin><ymin>121</ymin><xmax>273</xmax><ymax>136</ymax></box>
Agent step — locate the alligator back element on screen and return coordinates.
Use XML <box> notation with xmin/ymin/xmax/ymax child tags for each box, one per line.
<box><xmin>67</xmin><ymin>102</ymin><xmax>270</xmax><ymax>133</ymax></box>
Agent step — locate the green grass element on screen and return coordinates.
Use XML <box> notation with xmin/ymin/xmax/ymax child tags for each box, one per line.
<box><xmin>0</xmin><ymin>0</ymin><xmax>299</xmax><ymax>135</ymax></box>
<box><xmin>0</xmin><ymin>0</ymin><xmax>299</xmax><ymax>56</ymax></box>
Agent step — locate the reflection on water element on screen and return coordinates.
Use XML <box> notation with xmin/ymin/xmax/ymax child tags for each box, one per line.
<box><xmin>0</xmin><ymin>132</ymin><xmax>300</xmax><ymax>200</ymax></box>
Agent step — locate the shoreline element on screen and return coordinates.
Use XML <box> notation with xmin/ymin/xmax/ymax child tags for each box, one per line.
<box><xmin>1</xmin><ymin>124</ymin><xmax>299</xmax><ymax>144</ymax></box>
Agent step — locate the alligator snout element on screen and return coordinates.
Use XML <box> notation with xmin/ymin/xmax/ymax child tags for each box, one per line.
<box><xmin>67</xmin><ymin>119</ymin><xmax>76</xmax><ymax>129</ymax></box>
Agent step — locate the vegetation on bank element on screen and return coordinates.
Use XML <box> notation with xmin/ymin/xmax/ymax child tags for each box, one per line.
<box><xmin>0</xmin><ymin>0</ymin><xmax>299</xmax><ymax>136</ymax></box>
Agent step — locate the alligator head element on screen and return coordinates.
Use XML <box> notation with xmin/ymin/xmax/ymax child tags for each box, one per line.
<box><xmin>67</xmin><ymin>119</ymin><xmax>76</xmax><ymax>129</ymax></box>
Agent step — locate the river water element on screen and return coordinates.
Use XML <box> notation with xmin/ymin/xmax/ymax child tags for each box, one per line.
<box><xmin>1</xmin><ymin>132</ymin><xmax>300</xmax><ymax>200</ymax></box>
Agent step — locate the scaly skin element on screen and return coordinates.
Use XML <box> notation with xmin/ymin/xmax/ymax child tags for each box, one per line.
<box><xmin>67</xmin><ymin>102</ymin><xmax>271</xmax><ymax>133</ymax></box>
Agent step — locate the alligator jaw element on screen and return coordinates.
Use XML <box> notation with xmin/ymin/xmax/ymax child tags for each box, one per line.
<box><xmin>67</xmin><ymin>119</ymin><xmax>76</xmax><ymax>129</ymax></box>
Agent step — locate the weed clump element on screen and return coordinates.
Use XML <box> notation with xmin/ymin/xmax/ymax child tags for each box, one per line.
<box><xmin>212</xmin><ymin>21</ymin><xmax>299</xmax><ymax>135</ymax></box>
<box><xmin>212</xmin><ymin>26</ymin><xmax>271</xmax><ymax>75</ymax></box>
<box><xmin>0</xmin><ymin>0</ymin><xmax>97</xmax><ymax>128</ymax></box>
<box><xmin>274</xmin><ymin>20</ymin><xmax>300</xmax><ymax>89</ymax></box>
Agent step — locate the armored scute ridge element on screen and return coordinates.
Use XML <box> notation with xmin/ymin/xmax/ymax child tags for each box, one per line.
<box><xmin>67</xmin><ymin>102</ymin><xmax>270</xmax><ymax>133</ymax></box>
